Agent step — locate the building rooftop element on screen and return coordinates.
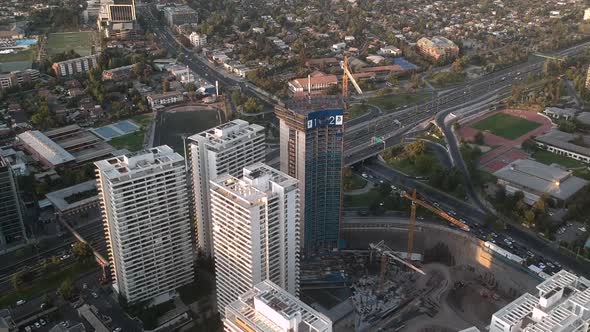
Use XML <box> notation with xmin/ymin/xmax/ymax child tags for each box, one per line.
<box><xmin>45</xmin><ymin>180</ymin><xmax>98</xmax><ymax>213</ymax></box>
<box><xmin>536</xmin><ymin>129</ymin><xmax>590</xmax><ymax>158</ymax></box>
<box><xmin>484</xmin><ymin>270</ymin><xmax>590</xmax><ymax>332</ymax></box>
<box><xmin>226</xmin><ymin>280</ymin><xmax>332</xmax><ymax>332</ymax></box>
<box><xmin>94</xmin><ymin>145</ymin><xmax>183</xmax><ymax>181</ymax></box>
<box><xmin>17</xmin><ymin>130</ymin><xmax>76</xmax><ymax>166</ymax></box>
<box><xmin>243</xmin><ymin>162</ymin><xmax>298</xmax><ymax>191</ymax></box>
<box><xmin>187</xmin><ymin>119</ymin><xmax>264</xmax><ymax>151</ymax></box>
<box><xmin>210</xmin><ymin>163</ymin><xmax>297</xmax><ymax>208</ymax></box>
<box><xmin>281</xmin><ymin>96</ymin><xmax>345</xmax><ymax>115</ymax></box>
<box><xmin>493</xmin><ymin>159</ymin><xmax>588</xmax><ymax>201</ymax></box>
<box><xmin>418</xmin><ymin>36</ymin><xmax>457</xmax><ymax>48</ymax></box>
<box><xmin>290</xmin><ymin>75</ymin><xmax>338</xmax><ymax>89</ymax></box>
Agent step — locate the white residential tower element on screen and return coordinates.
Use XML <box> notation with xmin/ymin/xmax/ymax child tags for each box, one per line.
<box><xmin>210</xmin><ymin>163</ymin><xmax>300</xmax><ymax>316</ymax></box>
<box><xmin>186</xmin><ymin>119</ymin><xmax>265</xmax><ymax>256</ymax></box>
<box><xmin>95</xmin><ymin>146</ymin><xmax>194</xmax><ymax>304</ymax></box>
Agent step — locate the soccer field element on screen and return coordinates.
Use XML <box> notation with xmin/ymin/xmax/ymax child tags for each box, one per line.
<box><xmin>471</xmin><ymin>112</ymin><xmax>541</xmax><ymax>140</ymax></box>
<box><xmin>46</xmin><ymin>31</ymin><xmax>95</xmax><ymax>56</ymax></box>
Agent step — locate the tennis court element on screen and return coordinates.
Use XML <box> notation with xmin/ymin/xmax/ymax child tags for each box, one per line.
<box><xmin>92</xmin><ymin>120</ymin><xmax>140</xmax><ymax>140</ymax></box>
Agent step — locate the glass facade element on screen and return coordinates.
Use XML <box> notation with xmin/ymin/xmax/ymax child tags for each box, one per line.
<box><xmin>0</xmin><ymin>157</ymin><xmax>26</xmax><ymax>248</ymax></box>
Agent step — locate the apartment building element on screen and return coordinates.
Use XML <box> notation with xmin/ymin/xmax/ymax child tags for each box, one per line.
<box><xmin>225</xmin><ymin>280</ymin><xmax>332</xmax><ymax>332</ymax></box>
<box><xmin>0</xmin><ymin>156</ymin><xmax>27</xmax><ymax>250</ymax></box>
<box><xmin>186</xmin><ymin>120</ymin><xmax>265</xmax><ymax>256</ymax></box>
<box><xmin>210</xmin><ymin>163</ymin><xmax>300</xmax><ymax>316</ymax></box>
<box><xmin>417</xmin><ymin>36</ymin><xmax>459</xmax><ymax>61</ymax></box>
<box><xmin>275</xmin><ymin>96</ymin><xmax>345</xmax><ymax>253</ymax></box>
<box><xmin>52</xmin><ymin>54</ymin><xmax>100</xmax><ymax>77</ymax></box>
<box><xmin>146</xmin><ymin>91</ymin><xmax>183</xmax><ymax>109</ymax></box>
<box><xmin>189</xmin><ymin>32</ymin><xmax>207</xmax><ymax>48</ymax></box>
<box><xmin>101</xmin><ymin>64</ymin><xmax>134</xmax><ymax>81</ymax></box>
<box><xmin>95</xmin><ymin>146</ymin><xmax>194</xmax><ymax>304</ymax></box>
<box><xmin>163</xmin><ymin>5</ymin><xmax>198</xmax><ymax>27</ymax></box>
<box><xmin>0</xmin><ymin>69</ymin><xmax>40</xmax><ymax>89</ymax></box>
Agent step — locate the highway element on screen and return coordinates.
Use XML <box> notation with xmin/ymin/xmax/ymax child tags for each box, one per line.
<box><xmin>361</xmin><ymin>159</ymin><xmax>590</xmax><ymax>277</ymax></box>
<box><xmin>344</xmin><ymin>41</ymin><xmax>590</xmax><ymax>165</ymax></box>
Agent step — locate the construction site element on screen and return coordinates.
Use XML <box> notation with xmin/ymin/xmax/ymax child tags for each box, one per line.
<box><xmin>301</xmin><ymin>191</ymin><xmax>542</xmax><ymax>331</ymax></box>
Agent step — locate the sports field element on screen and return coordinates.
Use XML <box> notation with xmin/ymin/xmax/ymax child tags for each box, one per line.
<box><xmin>46</xmin><ymin>31</ymin><xmax>95</xmax><ymax>56</ymax></box>
<box><xmin>471</xmin><ymin>113</ymin><xmax>541</xmax><ymax>140</ymax></box>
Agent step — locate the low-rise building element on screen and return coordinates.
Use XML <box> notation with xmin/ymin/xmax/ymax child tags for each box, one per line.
<box><xmin>543</xmin><ymin>107</ymin><xmax>577</xmax><ymax>121</ymax></box>
<box><xmin>52</xmin><ymin>54</ymin><xmax>100</xmax><ymax>77</ymax></box>
<box><xmin>332</xmin><ymin>42</ymin><xmax>346</xmax><ymax>52</ymax></box>
<box><xmin>146</xmin><ymin>91</ymin><xmax>183</xmax><ymax>109</ymax></box>
<box><xmin>77</xmin><ymin>305</ymin><xmax>109</xmax><ymax>332</ymax></box>
<box><xmin>225</xmin><ymin>280</ymin><xmax>332</xmax><ymax>332</ymax></box>
<box><xmin>189</xmin><ymin>32</ymin><xmax>207</xmax><ymax>47</ymax></box>
<box><xmin>101</xmin><ymin>64</ymin><xmax>134</xmax><ymax>81</ymax></box>
<box><xmin>417</xmin><ymin>36</ymin><xmax>459</xmax><ymax>61</ymax></box>
<box><xmin>535</xmin><ymin>130</ymin><xmax>590</xmax><ymax>164</ymax></box>
<box><xmin>163</xmin><ymin>5</ymin><xmax>198</xmax><ymax>27</ymax></box>
<box><xmin>378</xmin><ymin>45</ymin><xmax>402</xmax><ymax>56</ymax></box>
<box><xmin>288</xmin><ymin>75</ymin><xmax>338</xmax><ymax>95</ymax></box>
<box><xmin>493</xmin><ymin>159</ymin><xmax>588</xmax><ymax>207</ymax></box>
<box><xmin>16</xmin><ymin>125</ymin><xmax>115</xmax><ymax>168</ymax></box>
<box><xmin>0</xmin><ymin>69</ymin><xmax>40</xmax><ymax>89</ymax></box>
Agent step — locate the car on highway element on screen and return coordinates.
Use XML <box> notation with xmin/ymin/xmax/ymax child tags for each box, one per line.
<box><xmin>91</xmin><ymin>292</ymin><xmax>99</xmax><ymax>298</ymax></box>
<box><xmin>60</xmin><ymin>321</ymin><xmax>70</xmax><ymax>328</ymax></box>
<box><xmin>34</xmin><ymin>322</ymin><xmax>41</xmax><ymax>329</ymax></box>
<box><xmin>113</xmin><ymin>328</ymin><xmax>122</xmax><ymax>332</ymax></box>
<box><xmin>40</xmin><ymin>319</ymin><xmax>46</xmax><ymax>326</ymax></box>
<box><xmin>16</xmin><ymin>300</ymin><xmax>26</xmax><ymax>306</ymax></box>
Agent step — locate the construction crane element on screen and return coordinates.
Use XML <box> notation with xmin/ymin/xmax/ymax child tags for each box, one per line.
<box><xmin>342</xmin><ymin>56</ymin><xmax>363</xmax><ymax>98</ymax></box>
<box><xmin>370</xmin><ymin>241</ymin><xmax>425</xmax><ymax>293</ymax></box>
<box><xmin>402</xmin><ymin>189</ymin><xmax>470</xmax><ymax>264</ymax></box>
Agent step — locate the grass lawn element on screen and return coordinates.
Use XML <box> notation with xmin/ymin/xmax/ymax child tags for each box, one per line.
<box><xmin>532</xmin><ymin>149</ymin><xmax>587</xmax><ymax>169</ymax></box>
<box><xmin>0</xmin><ymin>48</ymin><xmax>35</xmax><ymax>63</ymax></box>
<box><xmin>574</xmin><ymin>168</ymin><xmax>590</xmax><ymax>180</ymax></box>
<box><xmin>131</xmin><ymin>113</ymin><xmax>155</xmax><ymax>129</ymax></box>
<box><xmin>366</xmin><ymin>92</ymin><xmax>430</xmax><ymax>111</ymax></box>
<box><xmin>109</xmin><ymin>131</ymin><xmax>145</xmax><ymax>152</ymax></box>
<box><xmin>471</xmin><ymin>113</ymin><xmax>541</xmax><ymax>140</ymax></box>
<box><xmin>46</xmin><ymin>31</ymin><xmax>95</xmax><ymax>56</ymax></box>
<box><xmin>344</xmin><ymin>189</ymin><xmax>383</xmax><ymax>208</ymax></box>
<box><xmin>348</xmin><ymin>104</ymin><xmax>370</xmax><ymax>119</ymax></box>
<box><xmin>428</xmin><ymin>71</ymin><xmax>465</xmax><ymax>88</ymax></box>
<box><xmin>386</xmin><ymin>151</ymin><xmax>442</xmax><ymax>177</ymax></box>
<box><xmin>0</xmin><ymin>262</ymin><xmax>97</xmax><ymax>307</ymax></box>
<box><xmin>344</xmin><ymin>174</ymin><xmax>367</xmax><ymax>191</ymax></box>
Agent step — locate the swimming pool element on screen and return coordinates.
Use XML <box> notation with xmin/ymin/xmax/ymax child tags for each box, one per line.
<box><xmin>16</xmin><ymin>39</ymin><xmax>37</xmax><ymax>47</ymax></box>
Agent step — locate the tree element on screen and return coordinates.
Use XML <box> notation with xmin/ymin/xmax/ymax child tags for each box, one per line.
<box><xmin>72</xmin><ymin>242</ymin><xmax>93</xmax><ymax>262</ymax></box>
<box><xmin>414</xmin><ymin>154</ymin><xmax>435</xmax><ymax>173</ymax></box>
<box><xmin>524</xmin><ymin>209</ymin><xmax>536</xmax><ymax>226</ymax></box>
<box><xmin>58</xmin><ymin>279</ymin><xmax>75</xmax><ymax>301</ymax></box>
<box><xmin>162</xmin><ymin>80</ymin><xmax>170</xmax><ymax>92</ymax></box>
<box><xmin>386</xmin><ymin>73</ymin><xmax>398</xmax><ymax>86</ymax></box>
<box><xmin>453</xmin><ymin>122</ymin><xmax>461</xmax><ymax>130</ymax></box>
<box><xmin>11</xmin><ymin>271</ymin><xmax>24</xmax><ymax>291</ymax></box>
<box><xmin>474</xmin><ymin>131</ymin><xmax>485</xmax><ymax>145</ymax></box>
<box><xmin>186</xmin><ymin>83</ymin><xmax>196</xmax><ymax>92</ymax></box>
<box><xmin>404</xmin><ymin>140</ymin><xmax>426</xmax><ymax>158</ymax></box>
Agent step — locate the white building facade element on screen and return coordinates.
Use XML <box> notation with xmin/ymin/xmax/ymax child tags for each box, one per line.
<box><xmin>95</xmin><ymin>146</ymin><xmax>194</xmax><ymax>304</ymax></box>
<box><xmin>189</xmin><ymin>32</ymin><xmax>207</xmax><ymax>48</ymax></box>
<box><xmin>225</xmin><ymin>280</ymin><xmax>331</xmax><ymax>332</ymax></box>
<box><xmin>186</xmin><ymin>120</ymin><xmax>265</xmax><ymax>257</ymax></box>
<box><xmin>210</xmin><ymin>163</ymin><xmax>300</xmax><ymax>317</ymax></box>
<box><xmin>484</xmin><ymin>270</ymin><xmax>590</xmax><ymax>332</ymax></box>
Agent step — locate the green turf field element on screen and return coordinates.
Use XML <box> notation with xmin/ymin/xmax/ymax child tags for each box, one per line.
<box><xmin>471</xmin><ymin>113</ymin><xmax>541</xmax><ymax>140</ymax></box>
<box><xmin>46</xmin><ymin>31</ymin><xmax>95</xmax><ymax>56</ymax></box>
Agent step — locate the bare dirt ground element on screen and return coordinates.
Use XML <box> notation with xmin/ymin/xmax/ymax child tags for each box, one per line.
<box><xmin>400</xmin><ymin>263</ymin><xmax>508</xmax><ymax>332</ymax></box>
